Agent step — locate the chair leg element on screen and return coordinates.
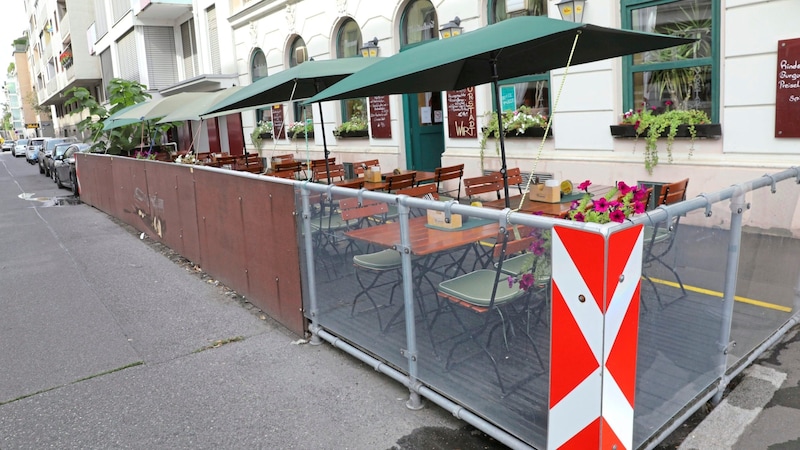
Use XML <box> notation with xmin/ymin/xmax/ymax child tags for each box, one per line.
<box><xmin>352</xmin><ymin>266</ymin><xmax>401</xmax><ymax>331</ymax></box>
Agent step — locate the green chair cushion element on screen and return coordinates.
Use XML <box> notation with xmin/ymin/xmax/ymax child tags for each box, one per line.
<box><xmin>439</xmin><ymin>269</ymin><xmax>523</xmax><ymax>307</ymax></box>
<box><xmin>353</xmin><ymin>249</ymin><xmax>402</xmax><ymax>270</ymax></box>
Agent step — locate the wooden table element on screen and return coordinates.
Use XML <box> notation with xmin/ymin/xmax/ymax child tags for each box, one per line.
<box><xmin>345</xmin><ymin>215</ymin><xmax>498</xmax><ymax>256</ymax></box>
<box><xmin>483</xmin><ymin>184</ymin><xmax>614</xmax><ymax>217</ymax></box>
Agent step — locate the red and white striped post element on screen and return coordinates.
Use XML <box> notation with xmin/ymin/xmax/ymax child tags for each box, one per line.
<box><xmin>547</xmin><ymin>224</ymin><xmax>644</xmax><ymax>450</ymax></box>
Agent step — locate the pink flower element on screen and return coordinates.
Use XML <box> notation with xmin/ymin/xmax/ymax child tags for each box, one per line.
<box><xmin>578</xmin><ymin>180</ymin><xmax>592</xmax><ymax>191</ymax></box>
<box><xmin>633</xmin><ymin>187</ymin><xmax>649</xmax><ymax>202</ymax></box>
<box><xmin>593</xmin><ymin>198</ymin><xmax>610</xmax><ymax>212</ymax></box>
<box><xmin>609</xmin><ymin>209</ymin><xmax>626</xmax><ymax>223</ymax></box>
<box><xmin>633</xmin><ymin>201</ymin><xmax>647</xmax><ymax>214</ymax></box>
<box><xmin>617</xmin><ymin>181</ymin><xmax>633</xmax><ymax>195</ymax></box>
<box><xmin>507</xmin><ymin>276</ymin><xmax>515</xmax><ymax>288</ymax></box>
<box><xmin>518</xmin><ymin>273</ymin><xmax>535</xmax><ymax>291</ymax></box>
<box><xmin>573</xmin><ymin>212</ymin><xmax>585</xmax><ymax>222</ymax></box>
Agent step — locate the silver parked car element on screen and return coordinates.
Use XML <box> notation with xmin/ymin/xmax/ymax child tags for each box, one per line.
<box><xmin>39</xmin><ymin>137</ymin><xmax>78</xmax><ymax>176</ymax></box>
<box><xmin>26</xmin><ymin>137</ymin><xmax>48</xmax><ymax>164</ymax></box>
<box><xmin>13</xmin><ymin>138</ymin><xmax>28</xmax><ymax>157</ymax></box>
<box><xmin>53</xmin><ymin>143</ymin><xmax>91</xmax><ymax>195</ymax></box>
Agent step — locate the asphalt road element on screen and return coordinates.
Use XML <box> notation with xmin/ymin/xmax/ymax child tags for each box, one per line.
<box><xmin>0</xmin><ymin>152</ymin><xmax>505</xmax><ymax>449</ymax></box>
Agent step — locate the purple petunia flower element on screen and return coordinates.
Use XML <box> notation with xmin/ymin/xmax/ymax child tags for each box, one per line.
<box><xmin>578</xmin><ymin>180</ymin><xmax>592</xmax><ymax>191</ymax></box>
<box><xmin>507</xmin><ymin>276</ymin><xmax>515</xmax><ymax>288</ymax></box>
<box><xmin>573</xmin><ymin>212</ymin><xmax>585</xmax><ymax>222</ymax></box>
<box><xmin>609</xmin><ymin>209</ymin><xmax>626</xmax><ymax>223</ymax></box>
<box><xmin>633</xmin><ymin>201</ymin><xmax>647</xmax><ymax>214</ymax></box>
<box><xmin>593</xmin><ymin>197</ymin><xmax>610</xmax><ymax>212</ymax></box>
<box><xmin>519</xmin><ymin>273</ymin><xmax>535</xmax><ymax>291</ymax></box>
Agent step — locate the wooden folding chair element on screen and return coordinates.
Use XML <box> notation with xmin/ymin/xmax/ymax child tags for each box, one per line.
<box><xmin>434</xmin><ymin>164</ymin><xmax>464</xmax><ymax>201</ymax></box>
<box><xmin>643</xmin><ymin>178</ymin><xmax>689</xmax><ymax>308</ymax></box>
<box><xmin>384</xmin><ymin>171</ymin><xmax>416</xmax><ymax>192</ymax></box>
<box><xmin>464</xmin><ymin>172</ymin><xmax>503</xmax><ymax>201</ymax></box>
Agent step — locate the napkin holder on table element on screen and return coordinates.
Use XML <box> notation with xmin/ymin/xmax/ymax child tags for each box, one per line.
<box><xmin>531</xmin><ymin>182</ymin><xmax>561</xmax><ymax>203</ymax></box>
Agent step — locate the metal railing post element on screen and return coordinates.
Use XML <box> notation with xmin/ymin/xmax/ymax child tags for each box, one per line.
<box><xmin>397</xmin><ymin>198</ymin><xmax>423</xmax><ymax>410</ymax></box>
<box><xmin>300</xmin><ymin>185</ymin><xmax>322</xmax><ymax>346</ymax></box>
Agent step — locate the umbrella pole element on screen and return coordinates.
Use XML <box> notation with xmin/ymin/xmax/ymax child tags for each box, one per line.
<box><xmin>315</xmin><ymin>80</ymin><xmax>332</xmax><ymax>183</ymax></box>
<box><xmin>490</xmin><ymin>57</ymin><xmax>511</xmax><ymax>208</ymax></box>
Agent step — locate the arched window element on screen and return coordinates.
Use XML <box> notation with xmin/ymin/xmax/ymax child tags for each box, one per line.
<box><xmin>251</xmin><ymin>49</ymin><xmax>270</xmax><ymax>131</ymax></box>
<box><xmin>289</xmin><ymin>36</ymin><xmax>312</xmax><ymax>125</ymax></box>
<box><xmin>401</xmin><ymin>0</ymin><xmax>437</xmax><ymax>47</ymax></box>
<box><xmin>251</xmin><ymin>48</ymin><xmax>267</xmax><ymax>82</ymax></box>
<box><xmin>336</xmin><ymin>19</ymin><xmax>366</xmax><ymax>128</ymax></box>
<box><xmin>490</xmin><ymin>0</ymin><xmax>550</xmax><ymax>117</ymax></box>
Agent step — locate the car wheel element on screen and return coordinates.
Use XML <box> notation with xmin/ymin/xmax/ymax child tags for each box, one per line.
<box><xmin>55</xmin><ymin>171</ymin><xmax>64</xmax><ymax>188</ymax></box>
<box><xmin>39</xmin><ymin>162</ymin><xmax>44</xmax><ymax>174</ymax></box>
<box><xmin>71</xmin><ymin>173</ymin><xmax>78</xmax><ymax>196</ymax></box>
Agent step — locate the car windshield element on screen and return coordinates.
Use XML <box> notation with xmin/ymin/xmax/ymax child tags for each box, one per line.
<box><xmin>47</xmin><ymin>138</ymin><xmax>76</xmax><ymax>152</ymax></box>
<box><xmin>17</xmin><ymin>139</ymin><xmax>28</xmax><ymax>145</ymax></box>
<box><xmin>54</xmin><ymin>144</ymin><xmax>72</xmax><ymax>157</ymax></box>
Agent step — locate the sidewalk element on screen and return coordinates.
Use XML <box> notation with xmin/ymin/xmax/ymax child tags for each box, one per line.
<box><xmin>0</xmin><ymin>156</ymin><xmax>503</xmax><ymax>449</ymax></box>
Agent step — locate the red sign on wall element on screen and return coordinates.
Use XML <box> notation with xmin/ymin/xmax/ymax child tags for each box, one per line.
<box><xmin>271</xmin><ymin>105</ymin><xmax>286</xmax><ymax>139</ymax></box>
<box><xmin>369</xmin><ymin>96</ymin><xmax>392</xmax><ymax>139</ymax></box>
<box><xmin>775</xmin><ymin>38</ymin><xmax>800</xmax><ymax>138</ymax></box>
<box><xmin>446</xmin><ymin>87</ymin><xmax>477</xmax><ymax>138</ymax></box>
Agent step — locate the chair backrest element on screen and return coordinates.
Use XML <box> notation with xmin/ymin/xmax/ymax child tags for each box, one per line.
<box><xmin>339</xmin><ymin>197</ymin><xmax>389</xmax><ymax>222</ymax></box>
<box><xmin>336</xmin><ymin>179</ymin><xmax>365</xmax><ymax>190</ymax></box>
<box><xmin>660</xmin><ymin>178</ymin><xmax>689</xmax><ymax>205</ymax></box>
<box><xmin>504</xmin><ymin>167</ymin><xmax>525</xmax><ymax>195</ymax></box>
<box><xmin>353</xmin><ymin>159</ymin><xmax>380</xmax><ymax>176</ymax></box>
<box><xmin>274</xmin><ymin>160</ymin><xmax>303</xmax><ymax>173</ymax></box>
<box><xmin>395</xmin><ymin>183</ymin><xmax>439</xmax><ymax>199</ymax></box>
<box><xmin>435</xmin><ymin>164</ymin><xmax>464</xmax><ymax>200</ymax></box>
<box><xmin>464</xmin><ymin>173</ymin><xmax>503</xmax><ymax>200</ymax></box>
<box><xmin>269</xmin><ymin>169</ymin><xmax>296</xmax><ymax>179</ymax></box>
<box><xmin>310</xmin><ymin>157</ymin><xmax>336</xmax><ymax>169</ymax></box>
<box><xmin>313</xmin><ymin>163</ymin><xmax>345</xmax><ymax>183</ymax></box>
<box><xmin>385</xmin><ymin>172</ymin><xmax>416</xmax><ymax>192</ymax></box>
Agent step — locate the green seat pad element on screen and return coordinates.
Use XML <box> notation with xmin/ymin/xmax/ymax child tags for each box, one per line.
<box><xmin>353</xmin><ymin>249</ymin><xmax>402</xmax><ymax>270</ymax></box>
<box><xmin>438</xmin><ymin>269</ymin><xmax>523</xmax><ymax>307</ymax></box>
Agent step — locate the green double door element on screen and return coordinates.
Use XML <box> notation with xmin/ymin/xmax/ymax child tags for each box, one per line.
<box><xmin>403</xmin><ymin>91</ymin><xmax>444</xmax><ymax>172</ymax></box>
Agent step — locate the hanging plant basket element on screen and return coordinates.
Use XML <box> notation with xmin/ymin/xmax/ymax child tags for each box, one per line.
<box><xmin>610</xmin><ymin>123</ymin><xmax>721</xmax><ymax>139</ymax></box>
<box><xmin>259</xmin><ymin>132</ymin><xmax>273</xmax><ymax>139</ymax></box>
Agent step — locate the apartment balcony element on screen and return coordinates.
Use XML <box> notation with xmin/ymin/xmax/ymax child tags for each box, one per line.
<box><xmin>60</xmin><ymin>12</ymin><xmax>72</xmax><ymax>43</ymax></box>
<box><xmin>136</xmin><ymin>0</ymin><xmax>192</xmax><ymax>21</ymax></box>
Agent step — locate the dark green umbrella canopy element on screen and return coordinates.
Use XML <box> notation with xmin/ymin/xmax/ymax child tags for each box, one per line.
<box><xmin>307</xmin><ymin>16</ymin><xmax>694</xmax><ymax>206</ymax></box>
<box><xmin>204</xmin><ymin>57</ymin><xmax>386</xmax><ymax>116</ymax></box>
<box><xmin>307</xmin><ymin>16</ymin><xmax>694</xmax><ymax>102</ymax></box>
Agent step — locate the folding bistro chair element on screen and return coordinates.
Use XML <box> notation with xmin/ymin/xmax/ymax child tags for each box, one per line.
<box><xmin>464</xmin><ymin>172</ymin><xmax>503</xmax><ymax>201</ymax></box>
<box><xmin>313</xmin><ymin>163</ymin><xmax>345</xmax><ymax>184</ymax></box>
<box><xmin>384</xmin><ymin>171</ymin><xmax>417</xmax><ymax>192</ymax></box>
<box><xmin>434</xmin><ymin>164</ymin><xmax>464</xmax><ymax>201</ymax></box>
<box><xmin>643</xmin><ymin>178</ymin><xmax>689</xmax><ymax>308</ymax></box>
<box><xmin>436</xmin><ymin>227</ymin><xmax>546</xmax><ymax>395</ymax></box>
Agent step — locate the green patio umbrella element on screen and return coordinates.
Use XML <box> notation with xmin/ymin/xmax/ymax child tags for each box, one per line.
<box><xmin>307</xmin><ymin>16</ymin><xmax>695</xmax><ymax>207</ymax></box>
<box><xmin>156</xmin><ymin>87</ymin><xmax>244</xmax><ymax>123</ymax></box>
<box><xmin>102</xmin><ymin>103</ymin><xmax>146</xmax><ymax>131</ymax></box>
<box><xmin>114</xmin><ymin>92</ymin><xmax>210</xmax><ymax>121</ymax></box>
<box><xmin>204</xmin><ymin>57</ymin><xmax>386</xmax><ymax>180</ymax></box>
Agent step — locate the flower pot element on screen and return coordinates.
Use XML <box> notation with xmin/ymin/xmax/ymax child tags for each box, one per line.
<box><xmin>290</xmin><ymin>131</ymin><xmax>314</xmax><ymax>139</ymax></box>
<box><xmin>506</xmin><ymin>127</ymin><xmax>553</xmax><ymax>138</ymax></box>
<box><xmin>259</xmin><ymin>132</ymin><xmax>273</xmax><ymax>139</ymax></box>
<box><xmin>335</xmin><ymin>130</ymin><xmax>368</xmax><ymax>138</ymax></box>
<box><xmin>610</xmin><ymin>123</ymin><xmax>721</xmax><ymax>138</ymax></box>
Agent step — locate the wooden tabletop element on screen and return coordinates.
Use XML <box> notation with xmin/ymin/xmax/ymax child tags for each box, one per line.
<box><xmin>345</xmin><ymin>216</ymin><xmax>499</xmax><ymax>256</ymax></box>
<box><xmin>335</xmin><ymin>170</ymin><xmax>437</xmax><ymax>191</ymax></box>
<box><xmin>483</xmin><ymin>184</ymin><xmax>614</xmax><ymax>217</ymax></box>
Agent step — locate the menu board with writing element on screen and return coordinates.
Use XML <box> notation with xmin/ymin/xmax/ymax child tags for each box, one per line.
<box><xmin>271</xmin><ymin>104</ymin><xmax>286</xmax><ymax>139</ymax></box>
<box><xmin>369</xmin><ymin>96</ymin><xmax>391</xmax><ymax>138</ymax></box>
<box><xmin>446</xmin><ymin>87</ymin><xmax>477</xmax><ymax>139</ymax></box>
<box><xmin>776</xmin><ymin>38</ymin><xmax>800</xmax><ymax>138</ymax></box>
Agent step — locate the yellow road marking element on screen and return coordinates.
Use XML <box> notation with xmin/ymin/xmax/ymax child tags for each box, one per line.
<box><xmin>646</xmin><ymin>277</ymin><xmax>793</xmax><ymax>313</ymax></box>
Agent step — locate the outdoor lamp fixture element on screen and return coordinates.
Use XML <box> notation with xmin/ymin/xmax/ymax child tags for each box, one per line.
<box><xmin>439</xmin><ymin>17</ymin><xmax>463</xmax><ymax>39</ymax></box>
<box><xmin>556</xmin><ymin>0</ymin><xmax>586</xmax><ymax>23</ymax></box>
<box><xmin>360</xmin><ymin>37</ymin><xmax>380</xmax><ymax>58</ymax></box>
<box><xmin>504</xmin><ymin>0</ymin><xmax>529</xmax><ymax>17</ymax></box>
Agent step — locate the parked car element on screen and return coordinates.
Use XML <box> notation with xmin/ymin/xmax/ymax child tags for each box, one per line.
<box><xmin>26</xmin><ymin>137</ymin><xmax>48</xmax><ymax>164</ymax></box>
<box><xmin>39</xmin><ymin>137</ymin><xmax>78</xmax><ymax>176</ymax></box>
<box><xmin>49</xmin><ymin>142</ymin><xmax>75</xmax><ymax>182</ymax></box>
<box><xmin>2</xmin><ymin>140</ymin><xmax>14</xmax><ymax>152</ymax></box>
<box><xmin>53</xmin><ymin>143</ymin><xmax>91</xmax><ymax>195</ymax></box>
<box><xmin>13</xmin><ymin>138</ymin><xmax>28</xmax><ymax>157</ymax></box>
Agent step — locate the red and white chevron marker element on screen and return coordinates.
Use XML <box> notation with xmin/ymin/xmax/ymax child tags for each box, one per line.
<box><xmin>547</xmin><ymin>224</ymin><xmax>644</xmax><ymax>450</ymax></box>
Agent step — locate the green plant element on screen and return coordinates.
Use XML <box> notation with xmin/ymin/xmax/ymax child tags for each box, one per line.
<box><xmin>620</xmin><ymin>101</ymin><xmax>711</xmax><ymax>173</ymax></box>
<box><xmin>333</xmin><ymin>115</ymin><xmax>367</xmax><ymax>136</ymax></box>
<box><xmin>288</xmin><ymin>120</ymin><xmax>313</xmax><ymax>138</ymax></box>
<box><xmin>250</xmin><ymin>120</ymin><xmax>272</xmax><ymax>152</ymax></box>
<box><xmin>65</xmin><ymin>78</ymin><xmax>179</xmax><ymax>155</ymax></box>
<box><xmin>479</xmin><ymin>105</ymin><xmax>548</xmax><ymax>167</ymax></box>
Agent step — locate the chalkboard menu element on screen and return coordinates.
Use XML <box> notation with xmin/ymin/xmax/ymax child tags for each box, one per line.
<box><xmin>271</xmin><ymin>104</ymin><xmax>286</xmax><ymax>139</ymax></box>
<box><xmin>446</xmin><ymin>87</ymin><xmax>477</xmax><ymax>139</ymax></box>
<box><xmin>369</xmin><ymin>96</ymin><xmax>391</xmax><ymax>138</ymax></box>
<box><xmin>776</xmin><ymin>38</ymin><xmax>800</xmax><ymax>138</ymax></box>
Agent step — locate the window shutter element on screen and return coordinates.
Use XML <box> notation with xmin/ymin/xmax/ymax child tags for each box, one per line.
<box><xmin>181</xmin><ymin>19</ymin><xmax>198</xmax><ymax>79</ymax></box>
<box><xmin>116</xmin><ymin>30</ymin><xmax>139</xmax><ymax>83</ymax></box>
<box><xmin>100</xmin><ymin>48</ymin><xmax>113</xmax><ymax>101</ymax></box>
<box><xmin>94</xmin><ymin>0</ymin><xmax>108</xmax><ymax>38</ymax></box>
<box><xmin>207</xmin><ymin>6</ymin><xmax>221</xmax><ymax>74</ymax></box>
<box><xmin>144</xmin><ymin>26</ymin><xmax>178</xmax><ymax>90</ymax></box>
<box><xmin>111</xmin><ymin>0</ymin><xmax>130</xmax><ymax>23</ymax></box>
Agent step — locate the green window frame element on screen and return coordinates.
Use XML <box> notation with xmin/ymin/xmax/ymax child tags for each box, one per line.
<box><xmin>289</xmin><ymin>36</ymin><xmax>313</xmax><ymax>126</ymax></box>
<box><xmin>621</xmin><ymin>0</ymin><xmax>720</xmax><ymax>122</ymax></box>
<box><xmin>488</xmin><ymin>0</ymin><xmax>551</xmax><ymax>117</ymax></box>
<box><xmin>251</xmin><ymin>48</ymin><xmax>270</xmax><ymax>133</ymax></box>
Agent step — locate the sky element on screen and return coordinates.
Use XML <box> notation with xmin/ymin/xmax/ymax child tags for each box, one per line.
<box><xmin>2</xmin><ymin>2</ymin><xmax>30</xmax><ymax>74</ymax></box>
